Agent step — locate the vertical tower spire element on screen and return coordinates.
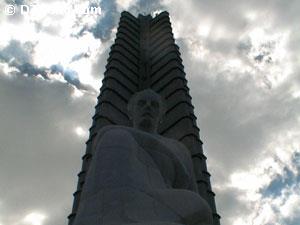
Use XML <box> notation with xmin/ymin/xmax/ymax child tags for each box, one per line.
<box><xmin>138</xmin><ymin>14</ymin><xmax>152</xmax><ymax>90</ymax></box>
<box><xmin>68</xmin><ymin>11</ymin><xmax>221</xmax><ymax>225</ymax></box>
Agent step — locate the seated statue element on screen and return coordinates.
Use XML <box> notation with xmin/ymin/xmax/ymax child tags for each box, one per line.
<box><xmin>73</xmin><ymin>89</ymin><xmax>213</xmax><ymax>225</ymax></box>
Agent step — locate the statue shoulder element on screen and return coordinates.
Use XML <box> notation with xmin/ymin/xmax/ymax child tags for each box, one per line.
<box><xmin>92</xmin><ymin>125</ymin><xmax>133</xmax><ymax>149</ymax></box>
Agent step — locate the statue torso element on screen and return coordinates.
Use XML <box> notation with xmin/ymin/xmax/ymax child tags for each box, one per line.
<box><xmin>93</xmin><ymin>125</ymin><xmax>197</xmax><ymax>191</ymax></box>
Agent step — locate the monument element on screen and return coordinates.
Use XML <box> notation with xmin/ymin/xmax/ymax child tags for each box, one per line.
<box><xmin>68</xmin><ymin>11</ymin><xmax>221</xmax><ymax>225</ymax></box>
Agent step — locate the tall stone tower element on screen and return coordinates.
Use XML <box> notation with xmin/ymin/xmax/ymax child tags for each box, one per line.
<box><xmin>68</xmin><ymin>11</ymin><xmax>221</xmax><ymax>225</ymax></box>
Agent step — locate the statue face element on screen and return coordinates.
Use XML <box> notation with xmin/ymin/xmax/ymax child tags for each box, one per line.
<box><xmin>130</xmin><ymin>90</ymin><xmax>163</xmax><ymax>133</ymax></box>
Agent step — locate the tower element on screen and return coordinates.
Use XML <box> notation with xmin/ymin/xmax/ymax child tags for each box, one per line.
<box><xmin>68</xmin><ymin>11</ymin><xmax>221</xmax><ymax>225</ymax></box>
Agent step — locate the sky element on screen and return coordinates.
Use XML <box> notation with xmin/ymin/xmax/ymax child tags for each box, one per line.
<box><xmin>0</xmin><ymin>0</ymin><xmax>299</xmax><ymax>225</ymax></box>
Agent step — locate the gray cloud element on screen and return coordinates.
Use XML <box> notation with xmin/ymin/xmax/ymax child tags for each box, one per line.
<box><xmin>90</xmin><ymin>45</ymin><xmax>110</xmax><ymax>79</ymax></box>
<box><xmin>18</xmin><ymin>62</ymin><xmax>49</xmax><ymax>79</ymax></box>
<box><xmin>91</xmin><ymin>0</ymin><xmax>119</xmax><ymax>41</ymax></box>
<box><xmin>0</xmin><ymin>40</ymin><xmax>50</xmax><ymax>79</ymax></box>
<box><xmin>214</xmin><ymin>187</ymin><xmax>250</xmax><ymax>225</ymax></box>
<box><xmin>261</xmin><ymin>166</ymin><xmax>297</xmax><ymax>197</ymax></box>
<box><xmin>69</xmin><ymin>0</ymin><xmax>118</xmax><ymax>41</ymax></box>
<box><xmin>49</xmin><ymin>64</ymin><xmax>95</xmax><ymax>91</ymax></box>
<box><xmin>0</xmin><ymin>74</ymin><xmax>96</xmax><ymax>225</ymax></box>
<box><xmin>34</xmin><ymin>21</ymin><xmax>61</xmax><ymax>36</ymax></box>
<box><xmin>77</xmin><ymin>0</ymin><xmax>165</xmax><ymax>41</ymax></box>
<box><xmin>5</xmin><ymin>0</ymin><xmax>26</xmax><ymax>5</ymax></box>
<box><xmin>128</xmin><ymin>0</ymin><xmax>165</xmax><ymax>15</ymax></box>
<box><xmin>0</xmin><ymin>40</ymin><xmax>96</xmax><ymax>91</ymax></box>
<box><xmin>70</xmin><ymin>52</ymin><xmax>90</xmax><ymax>63</ymax></box>
<box><xmin>3</xmin><ymin>0</ymin><xmax>30</xmax><ymax>23</ymax></box>
<box><xmin>172</xmin><ymin>1</ymin><xmax>300</xmax><ymax>172</ymax></box>
<box><xmin>0</xmin><ymin>39</ymin><xmax>35</xmax><ymax>65</ymax></box>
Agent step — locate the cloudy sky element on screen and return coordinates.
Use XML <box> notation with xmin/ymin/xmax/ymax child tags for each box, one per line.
<box><xmin>0</xmin><ymin>0</ymin><xmax>300</xmax><ymax>225</ymax></box>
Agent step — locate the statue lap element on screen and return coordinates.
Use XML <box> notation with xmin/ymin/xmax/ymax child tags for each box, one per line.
<box><xmin>73</xmin><ymin>126</ymin><xmax>213</xmax><ymax>225</ymax></box>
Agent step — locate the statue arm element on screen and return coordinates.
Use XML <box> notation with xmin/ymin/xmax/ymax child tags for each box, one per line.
<box><xmin>92</xmin><ymin>125</ymin><xmax>124</xmax><ymax>150</ymax></box>
<box><xmin>171</xmin><ymin>140</ymin><xmax>199</xmax><ymax>193</ymax></box>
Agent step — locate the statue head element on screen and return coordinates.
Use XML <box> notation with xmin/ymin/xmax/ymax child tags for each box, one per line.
<box><xmin>128</xmin><ymin>89</ymin><xmax>165</xmax><ymax>133</ymax></box>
